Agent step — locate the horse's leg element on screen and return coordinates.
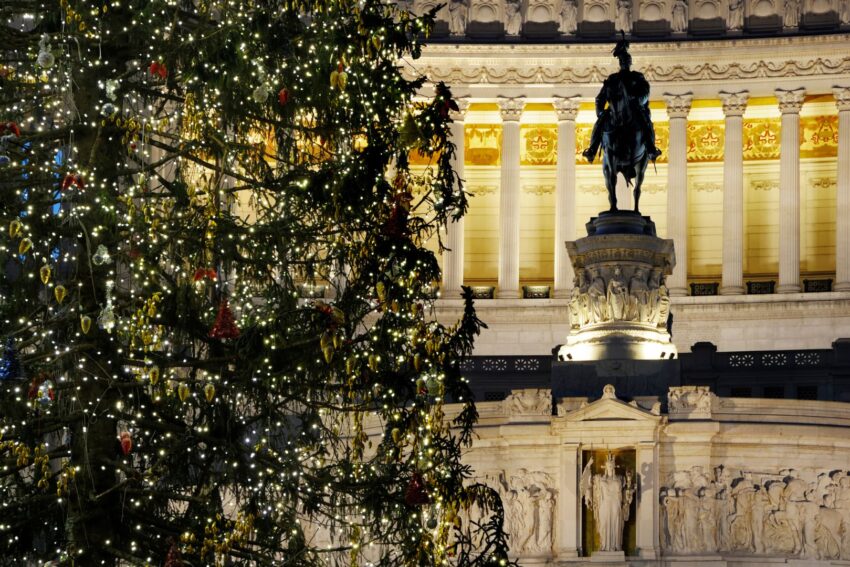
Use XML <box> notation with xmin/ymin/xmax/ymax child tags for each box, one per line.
<box><xmin>603</xmin><ymin>156</ymin><xmax>617</xmax><ymax>211</ymax></box>
<box><xmin>633</xmin><ymin>154</ymin><xmax>649</xmax><ymax>213</ymax></box>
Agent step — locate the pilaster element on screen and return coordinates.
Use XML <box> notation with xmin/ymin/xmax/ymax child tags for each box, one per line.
<box><xmin>664</xmin><ymin>92</ymin><xmax>693</xmax><ymax>297</ymax></box>
<box><xmin>719</xmin><ymin>90</ymin><xmax>748</xmax><ymax>295</ymax></box>
<box><xmin>497</xmin><ymin>96</ymin><xmax>525</xmax><ymax>298</ymax></box>
<box><xmin>776</xmin><ymin>87</ymin><xmax>806</xmax><ymax>294</ymax></box>
<box><xmin>442</xmin><ymin>97</ymin><xmax>470</xmax><ymax>298</ymax></box>
<box><xmin>834</xmin><ymin>87</ymin><xmax>850</xmax><ymax>292</ymax></box>
<box><xmin>553</xmin><ymin>95</ymin><xmax>581</xmax><ymax>299</ymax></box>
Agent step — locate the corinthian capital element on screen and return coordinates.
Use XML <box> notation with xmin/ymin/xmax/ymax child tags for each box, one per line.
<box><xmin>497</xmin><ymin>96</ymin><xmax>526</xmax><ymax>122</ymax></box>
<box><xmin>719</xmin><ymin>90</ymin><xmax>749</xmax><ymax>117</ymax></box>
<box><xmin>449</xmin><ymin>97</ymin><xmax>470</xmax><ymax>121</ymax></box>
<box><xmin>552</xmin><ymin>95</ymin><xmax>580</xmax><ymax>121</ymax></box>
<box><xmin>663</xmin><ymin>92</ymin><xmax>693</xmax><ymax>119</ymax></box>
<box><xmin>775</xmin><ymin>87</ymin><xmax>806</xmax><ymax>114</ymax></box>
<box><xmin>833</xmin><ymin>86</ymin><xmax>850</xmax><ymax>112</ymax></box>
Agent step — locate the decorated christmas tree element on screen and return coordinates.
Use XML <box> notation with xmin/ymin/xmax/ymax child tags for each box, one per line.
<box><xmin>0</xmin><ymin>1</ymin><xmax>512</xmax><ymax>564</ymax></box>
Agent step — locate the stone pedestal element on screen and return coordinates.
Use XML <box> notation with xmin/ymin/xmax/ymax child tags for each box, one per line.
<box><xmin>557</xmin><ymin>212</ymin><xmax>677</xmax><ymax>362</ymax></box>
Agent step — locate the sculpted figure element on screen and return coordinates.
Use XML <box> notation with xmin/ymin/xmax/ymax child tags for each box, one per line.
<box><xmin>728</xmin><ymin>0</ymin><xmax>744</xmax><ymax>30</ymax></box>
<box><xmin>581</xmin><ymin>454</ymin><xmax>635</xmax><ymax>551</ymax></box>
<box><xmin>569</xmin><ymin>286</ymin><xmax>582</xmax><ymax>329</ymax></box>
<box><xmin>715</xmin><ymin>467</ymin><xmax>734</xmax><ymax>549</ymax></box>
<box><xmin>588</xmin><ymin>268</ymin><xmax>609</xmax><ymax>323</ymax></box>
<box><xmin>629</xmin><ymin>267</ymin><xmax>651</xmax><ymax>321</ymax></box>
<box><xmin>654</xmin><ymin>284</ymin><xmax>670</xmax><ymax>327</ymax></box>
<box><xmin>448</xmin><ymin>0</ymin><xmax>468</xmax><ymax>35</ymax></box>
<box><xmin>662</xmin><ymin>489</ymin><xmax>684</xmax><ymax>550</ymax></box>
<box><xmin>784</xmin><ymin>0</ymin><xmax>800</xmax><ymax>28</ymax></box>
<box><xmin>616</xmin><ymin>0</ymin><xmax>632</xmax><ymax>33</ymax></box>
<box><xmin>817</xmin><ymin>494</ymin><xmax>842</xmax><ymax>560</ymax></box>
<box><xmin>679</xmin><ymin>486</ymin><xmax>702</xmax><ymax>552</ymax></box>
<box><xmin>537</xmin><ymin>490</ymin><xmax>555</xmax><ymax>551</ymax></box>
<box><xmin>700</xmin><ymin>484</ymin><xmax>720</xmax><ymax>551</ymax></box>
<box><xmin>751</xmin><ymin>485</ymin><xmax>771</xmax><ymax>554</ymax></box>
<box><xmin>730</xmin><ymin>478</ymin><xmax>757</xmax><ymax>551</ymax></box>
<box><xmin>671</xmin><ymin>0</ymin><xmax>688</xmax><ymax>32</ymax></box>
<box><xmin>505</xmin><ymin>489</ymin><xmax>528</xmax><ymax>550</ymax></box>
<box><xmin>559</xmin><ymin>0</ymin><xmax>577</xmax><ymax>33</ymax></box>
<box><xmin>842</xmin><ymin>0</ymin><xmax>850</xmax><ymax>24</ymax></box>
<box><xmin>607</xmin><ymin>267</ymin><xmax>629</xmax><ymax>320</ymax></box>
<box><xmin>505</xmin><ymin>0</ymin><xmax>522</xmax><ymax>35</ymax></box>
<box><xmin>581</xmin><ymin>38</ymin><xmax>661</xmax><ymax>212</ymax></box>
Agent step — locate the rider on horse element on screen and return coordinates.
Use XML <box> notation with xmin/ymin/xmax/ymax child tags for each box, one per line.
<box><xmin>582</xmin><ymin>38</ymin><xmax>662</xmax><ymax>165</ymax></box>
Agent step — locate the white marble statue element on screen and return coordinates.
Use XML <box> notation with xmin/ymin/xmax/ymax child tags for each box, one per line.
<box><xmin>784</xmin><ymin>0</ymin><xmax>800</xmax><ymax>28</ymax></box>
<box><xmin>607</xmin><ymin>267</ymin><xmax>629</xmax><ymax>320</ymax></box>
<box><xmin>559</xmin><ymin>0</ymin><xmax>578</xmax><ymax>33</ymax></box>
<box><xmin>672</xmin><ymin>0</ymin><xmax>689</xmax><ymax>32</ymax></box>
<box><xmin>587</xmin><ymin>268</ymin><xmax>609</xmax><ymax>323</ymax></box>
<box><xmin>616</xmin><ymin>0</ymin><xmax>632</xmax><ymax>33</ymax></box>
<box><xmin>581</xmin><ymin>453</ymin><xmax>635</xmax><ymax>552</ymax></box>
<box><xmin>448</xmin><ymin>0</ymin><xmax>468</xmax><ymax>35</ymax></box>
<box><xmin>728</xmin><ymin>0</ymin><xmax>744</xmax><ymax>30</ymax></box>
<box><xmin>505</xmin><ymin>0</ymin><xmax>522</xmax><ymax>35</ymax></box>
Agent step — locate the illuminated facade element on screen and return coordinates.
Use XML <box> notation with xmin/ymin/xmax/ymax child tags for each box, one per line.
<box><xmin>407</xmin><ymin>5</ymin><xmax>850</xmax><ymax>563</ymax></box>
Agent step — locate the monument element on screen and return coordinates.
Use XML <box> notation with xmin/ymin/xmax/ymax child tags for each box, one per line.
<box><xmin>556</xmin><ymin>37</ymin><xmax>677</xmax><ymax>367</ymax></box>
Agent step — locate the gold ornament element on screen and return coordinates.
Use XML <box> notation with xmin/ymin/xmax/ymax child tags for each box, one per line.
<box><xmin>9</xmin><ymin>219</ymin><xmax>22</xmax><ymax>238</ymax></box>
<box><xmin>178</xmin><ymin>382</ymin><xmax>190</xmax><ymax>402</ymax></box>
<box><xmin>54</xmin><ymin>285</ymin><xmax>67</xmax><ymax>304</ymax></box>
<box><xmin>80</xmin><ymin>314</ymin><xmax>92</xmax><ymax>334</ymax></box>
<box><xmin>204</xmin><ymin>383</ymin><xmax>215</xmax><ymax>402</ymax></box>
<box><xmin>39</xmin><ymin>265</ymin><xmax>51</xmax><ymax>284</ymax></box>
<box><xmin>18</xmin><ymin>238</ymin><xmax>32</xmax><ymax>254</ymax></box>
<box><xmin>413</xmin><ymin>353</ymin><xmax>421</xmax><ymax>372</ymax></box>
<box><xmin>391</xmin><ymin>428</ymin><xmax>401</xmax><ymax>443</ymax></box>
<box><xmin>149</xmin><ymin>367</ymin><xmax>160</xmax><ymax>385</ymax></box>
<box><xmin>322</xmin><ymin>345</ymin><xmax>334</xmax><ymax>364</ymax></box>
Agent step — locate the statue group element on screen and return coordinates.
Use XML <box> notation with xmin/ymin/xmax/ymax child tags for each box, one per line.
<box><xmin>568</xmin><ymin>265</ymin><xmax>671</xmax><ymax>329</ymax></box>
<box><xmin>483</xmin><ymin>469</ymin><xmax>558</xmax><ymax>555</ymax></box>
<box><xmin>662</xmin><ymin>466</ymin><xmax>850</xmax><ymax>560</ymax></box>
<box><xmin>580</xmin><ymin>453</ymin><xmax>635</xmax><ymax>552</ymax></box>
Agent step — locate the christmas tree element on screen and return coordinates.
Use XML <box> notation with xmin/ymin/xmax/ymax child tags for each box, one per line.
<box><xmin>0</xmin><ymin>1</ymin><xmax>513</xmax><ymax>564</ymax></box>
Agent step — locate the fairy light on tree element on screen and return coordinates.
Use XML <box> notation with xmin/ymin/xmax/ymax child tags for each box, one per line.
<box><xmin>0</xmin><ymin>0</ymin><xmax>513</xmax><ymax>565</ymax></box>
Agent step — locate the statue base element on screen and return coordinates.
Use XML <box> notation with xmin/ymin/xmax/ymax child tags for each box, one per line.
<box><xmin>558</xmin><ymin>212</ymin><xmax>676</xmax><ymax>362</ymax></box>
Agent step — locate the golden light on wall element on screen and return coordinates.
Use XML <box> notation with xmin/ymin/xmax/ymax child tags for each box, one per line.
<box><xmin>465</xmin><ymin>125</ymin><xmax>501</xmax><ymax>166</ymax></box>
<box><xmin>521</xmin><ymin>125</ymin><xmax>557</xmax><ymax>165</ymax></box>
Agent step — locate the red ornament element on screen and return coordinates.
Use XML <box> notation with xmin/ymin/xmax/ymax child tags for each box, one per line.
<box><xmin>278</xmin><ymin>87</ymin><xmax>290</xmax><ymax>106</ymax></box>
<box><xmin>60</xmin><ymin>173</ymin><xmax>85</xmax><ymax>191</ymax></box>
<box><xmin>192</xmin><ymin>268</ymin><xmax>217</xmax><ymax>282</ymax></box>
<box><xmin>209</xmin><ymin>299</ymin><xmax>240</xmax><ymax>340</ymax></box>
<box><xmin>405</xmin><ymin>472</ymin><xmax>430</xmax><ymax>505</ymax></box>
<box><xmin>148</xmin><ymin>61</ymin><xmax>167</xmax><ymax>79</ymax></box>
<box><xmin>0</xmin><ymin>121</ymin><xmax>21</xmax><ymax>137</ymax></box>
<box><xmin>164</xmin><ymin>538</ymin><xmax>181</xmax><ymax>567</ymax></box>
<box><xmin>119</xmin><ymin>431</ymin><xmax>133</xmax><ymax>455</ymax></box>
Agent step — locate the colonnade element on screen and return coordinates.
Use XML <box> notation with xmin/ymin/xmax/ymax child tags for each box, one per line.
<box><xmin>440</xmin><ymin>88</ymin><xmax>850</xmax><ymax>298</ymax></box>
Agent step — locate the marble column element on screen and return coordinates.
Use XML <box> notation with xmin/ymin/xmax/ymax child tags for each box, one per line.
<box><xmin>442</xmin><ymin>98</ymin><xmax>470</xmax><ymax>298</ymax></box>
<box><xmin>552</xmin><ymin>95</ymin><xmax>580</xmax><ymax>299</ymax></box>
<box><xmin>664</xmin><ymin>92</ymin><xmax>693</xmax><ymax>297</ymax></box>
<box><xmin>636</xmin><ymin>441</ymin><xmax>660</xmax><ymax>559</ymax></box>
<box><xmin>776</xmin><ymin>88</ymin><xmax>806</xmax><ymax>294</ymax></box>
<box><xmin>557</xmin><ymin>443</ymin><xmax>581</xmax><ymax>558</ymax></box>
<box><xmin>833</xmin><ymin>87</ymin><xmax>850</xmax><ymax>292</ymax></box>
<box><xmin>719</xmin><ymin>91</ymin><xmax>749</xmax><ymax>295</ymax></box>
<box><xmin>497</xmin><ymin>96</ymin><xmax>525</xmax><ymax>298</ymax></box>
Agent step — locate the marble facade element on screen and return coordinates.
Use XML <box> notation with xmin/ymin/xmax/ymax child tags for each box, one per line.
<box><xmin>440</xmin><ymin>384</ymin><xmax>850</xmax><ymax>564</ymax></box>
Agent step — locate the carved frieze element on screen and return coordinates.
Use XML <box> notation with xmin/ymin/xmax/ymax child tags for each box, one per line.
<box><xmin>503</xmin><ymin>388</ymin><xmax>552</xmax><ymax>416</ymax></box>
<box><xmin>482</xmin><ymin>469</ymin><xmax>558</xmax><ymax>554</ymax></box>
<box><xmin>668</xmin><ymin>385</ymin><xmax>714</xmax><ymax>417</ymax></box>
<box><xmin>661</xmin><ymin>466</ymin><xmax>850</xmax><ymax>560</ymax></box>
<box><xmin>568</xmin><ymin>264</ymin><xmax>671</xmax><ymax>329</ymax></box>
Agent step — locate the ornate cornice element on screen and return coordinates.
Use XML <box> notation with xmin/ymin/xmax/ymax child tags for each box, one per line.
<box><xmin>719</xmin><ymin>90</ymin><xmax>749</xmax><ymax>117</ymax></box>
<box><xmin>552</xmin><ymin>95</ymin><xmax>580</xmax><ymax>121</ymax></box>
<box><xmin>407</xmin><ymin>35</ymin><xmax>850</xmax><ymax>93</ymax></box>
<box><xmin>834</xmin><ymin>86</ymin><xmax>850</xmax><ymax>112</ymax></box>
<box><xmin>497</xmin><ymin>96</ymin><xmax>525</xmax><ymax>121</ymax></box>
<box><xmin>663</xmin><ymin>92</ymin><xmax>693</xmax><ymax>119</ymax></box>
<box><xmin>775</xmin><ymin>87</ymin><xmax>806</xmax><ymax>114</ymax></box>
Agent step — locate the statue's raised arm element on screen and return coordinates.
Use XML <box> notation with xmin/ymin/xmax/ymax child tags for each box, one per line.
<box><xmin>580</xmin><ymin>35</ymin><xmax>661</xmax><ymax>213</ymax></box>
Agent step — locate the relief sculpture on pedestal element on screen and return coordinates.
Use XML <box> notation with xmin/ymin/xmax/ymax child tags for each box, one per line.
<box><xmin>483</xmin><ymin>469</ymin><xmax>558</xmax><ymax>556</ymax></box>
<box><xmin>568</xmin><ymin>265</ymin><xmax>669</xmax><ymax>329</ymax></box>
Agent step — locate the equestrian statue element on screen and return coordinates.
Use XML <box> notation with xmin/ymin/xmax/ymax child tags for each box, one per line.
<box><xmin>582</xmin><ymin>36</ymin><xmax>662</xmax><ymax>213</ymax></box>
